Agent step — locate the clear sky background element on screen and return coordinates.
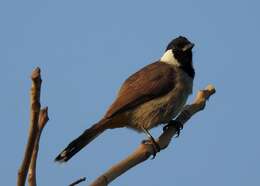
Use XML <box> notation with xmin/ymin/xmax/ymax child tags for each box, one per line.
<box><xmin>1</xmin><ymin>0</ymin><xmax>260</xmax><ymax>185</ymax></box>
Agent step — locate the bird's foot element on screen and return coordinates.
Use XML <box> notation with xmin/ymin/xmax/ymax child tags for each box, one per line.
<box><xmin>141</xmin><ymin>127</ymin><xmax>160</xmax><ymax>159</ymax></box>
<box><xmin>163</xmin><ymin>120</ymin><xmax>183</xmax><ymax>137</ymax></box>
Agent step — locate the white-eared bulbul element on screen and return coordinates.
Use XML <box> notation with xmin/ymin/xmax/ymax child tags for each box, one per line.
<box><xmin>55</xmin><ymin>36</ymin><xmax>195</xmax><ymax>162</ymax></box>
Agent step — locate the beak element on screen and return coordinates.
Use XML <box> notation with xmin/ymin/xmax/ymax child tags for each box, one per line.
<box><xmin>182</xmin><ymin>43</ymin><xmax>194</xmax><ymax>52</ymax></box>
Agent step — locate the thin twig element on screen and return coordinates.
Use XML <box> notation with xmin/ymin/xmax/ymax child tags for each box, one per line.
<box><xmin>28</xmin><ymin>107</ymin><xmax>49</xmax><ymax>186</ymax></box>
<box><xmin>17</xmin><ymin>67</ymin><xmax>42</xmax><ymax>186</ymax></box>
<box><xmin>89</xmin><ymin>84</ymin><xmax>216</xmax><ymax>186</ymax></box>
<box><xmin>69</xmin><ymin>177</ymin><xmax>86</xmax><ymax>186</ymax></box>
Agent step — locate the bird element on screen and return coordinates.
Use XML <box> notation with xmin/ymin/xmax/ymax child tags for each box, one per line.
<box><xmin>55</xmin><ymin>36</ymin><xmax>195</xmax><ymax>162</ymax></box>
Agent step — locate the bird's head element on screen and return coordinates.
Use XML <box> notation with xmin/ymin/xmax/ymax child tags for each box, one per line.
<box><xmin>165</xmin><ymin>36</ymin><xmax>194</xmax><ymax>53</ymax></box>
<box><xmin>161</xmin><ymin>36</ymin><xmax>195</xmax><ymax>78</ymax></box>
<box><xmin>163</xmin><ymin>36</ymin><xmax>194</xmax><ymax>66</ymax></box>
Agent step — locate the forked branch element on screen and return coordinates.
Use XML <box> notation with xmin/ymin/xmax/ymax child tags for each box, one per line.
<box><xmin>17</xmin><ymin>68</ymin><xmax>49</xmax><ymax>186</ymax></box>
<box><xmin>17</xmin><ymin>68</ymin><xmax>42</xmax><ymax>186</ymax></box>
<box><xmin>28</xmin><ymin>107</ymin><xmax>49</xmax><ymax>186</ymax></box>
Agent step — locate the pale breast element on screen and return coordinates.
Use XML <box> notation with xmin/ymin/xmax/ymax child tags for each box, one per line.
<box><xmin>128</xmin><ymin>69</ymin><xmax>193</xmax><ymax>132</ymax></box>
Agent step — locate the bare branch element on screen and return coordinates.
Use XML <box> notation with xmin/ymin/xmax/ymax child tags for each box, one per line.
<box><xmin>69</xmin><ymin>177</ymin><xmax>86</xmax><ymax>186</ymax></box>
<box><xmin>28</xmin><ymin>107</ymin><xmax>49</xmax><ymax>186</ymax></box>
<box><xmin>90</xmin><ymin>84</ymin><xmax>216</xmax><ymax>186</ymax></box>
<box><xmin>17</xmin><ymin>67</ymin><xmax>42</xmax><ymax>186</ymax></box>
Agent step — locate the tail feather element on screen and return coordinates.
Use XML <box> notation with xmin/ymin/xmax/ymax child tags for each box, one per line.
<box><xmin>55</xmin><ymin>118</ymin><xmax>109</xmax><ymax>163</ymax></box>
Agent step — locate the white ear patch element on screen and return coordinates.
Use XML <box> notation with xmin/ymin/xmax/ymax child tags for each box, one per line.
<box><xmin>160</xmin><ymin>50</ymin><xmax>180</xmax><ymax>66</ymax></box>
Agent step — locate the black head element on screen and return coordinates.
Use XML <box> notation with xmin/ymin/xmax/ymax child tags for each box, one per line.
<box><xmin>166</xmin><ymin>36</ymin><xmax>195</xmax><ymax>78</ymax></box>
<box><xmin>166</xmin><ymin>36</ymin><xmax>194</xmax><ymax>52</ymax></box>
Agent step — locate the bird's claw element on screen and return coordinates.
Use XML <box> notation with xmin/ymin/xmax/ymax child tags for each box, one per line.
<box><xmin>163</xmin><ymin>120</ymin><xmax>183</xmax><ymax>137</ymax></box>
<box><xmin>142</xmin><ymin>138</ymin><xmax>160</xmax><ymax>159</ymax></box>
<box><xmin>141</xmin><ymin>127</ymin><xmax>160</xmax><ymax>159</ymax></box>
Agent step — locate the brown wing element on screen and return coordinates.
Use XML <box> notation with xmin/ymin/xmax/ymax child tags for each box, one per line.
<box><xmin>104</xmin><ymin>62</ymin><xmax>177</xmax><ymax>118</ymax></box>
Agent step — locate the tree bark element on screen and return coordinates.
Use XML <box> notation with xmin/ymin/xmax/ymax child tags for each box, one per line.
<box><xmin>17</xmin><ymin>67</ymin><xmax>42</xmax><ymax>186</ymax></box>
<box><xmin>28</xmin><ymin>107</ymin><xmax>49</xmax><ymax>186</ymax></box>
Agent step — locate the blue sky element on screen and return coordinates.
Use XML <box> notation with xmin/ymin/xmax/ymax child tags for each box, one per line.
<box><xmin>1</xmin><ymin>0</ymin><xmax>260</xmax><ymax>185</ymax></box>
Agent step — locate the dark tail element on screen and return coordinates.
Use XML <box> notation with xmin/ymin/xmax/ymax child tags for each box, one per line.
<box><xmin>55</xmin><ymin>118</ymin><xmax>109</xmax><ymax>163</ymax></box>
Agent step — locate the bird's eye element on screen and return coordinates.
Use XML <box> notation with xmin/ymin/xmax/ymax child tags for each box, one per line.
<box><xmin>171</xmin><ymin>46</ymin><xmax>177</xmax><ymax>51</ymax></box>
<box><xmin>171</xmin><ymin>46</ymin><xmax>181</xmax><ymax>52</ymax></box>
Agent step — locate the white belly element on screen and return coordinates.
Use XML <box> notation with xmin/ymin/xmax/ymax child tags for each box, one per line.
<box><xmin>128</xmin><ymin>70</ymin><xmax>193</xmax><ymax>131</ymax></box>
